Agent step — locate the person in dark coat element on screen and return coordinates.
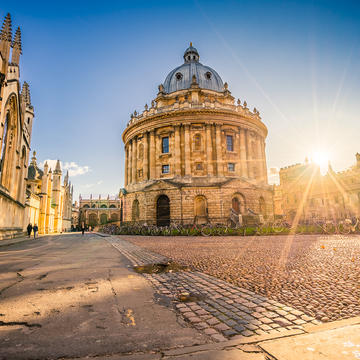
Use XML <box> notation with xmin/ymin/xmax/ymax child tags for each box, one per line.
<box><xmin>81</xmin><ymin>222</ymin><xmax>85</xmax><ymax>235</ymax></box>
<box><xmin>27</xmin><ymin>223</ymin><xmax>32</xmax><ymax>238</ymax></box>
<box><xmin>33</xmin><ymin>224</ymin><xmax>38</xmax><ymax>239</ymax></box>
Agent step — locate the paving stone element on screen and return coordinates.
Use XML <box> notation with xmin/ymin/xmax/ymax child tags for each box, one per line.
<box><xmin>259</xmin><ymin>324</ymin><xmax>272</xmax><ymax>331</ymax></box>
<box><xmin>188</xmin><ymin>316</ymin><xmax>202</xmax><ymax>324</ymax></box>
<box><xmin>241</xmin><ymin>330</ymin><xmax>255</xmax><ymax>337</ymax></box>
<box><xmin>204</xmin><ymin>328</ymin><xmax>218</xmax><ymax>335</ymax></box>
<box><xmin>214</xmin><ymin>323</ymin><xmax>231</xmax><ymax>332</ymax></box>
<box><xmin>273</xmin><ymin>317</ymin><xmax>292</xmax><ymax>327</ymax></box>
<box><xmin>223</xmin><ymin>329</ymin><xmax>238</xmax><ymax>337</ymax></box>
<box><xmin>245</xmin><ymin>323</ymin><xmax>258</xmax><ymax>331</ymax></box>
<box><xmin>211</xmin><ymin>333</ymin><xmax>227</xmax><ymax>342</ymax></box>
<box><xmin>285</xmin><ymin>314</ymin><xmax>297</xmax><ymax>322</ymax></box>
<box><xmin>194</xmin><ymin>322</ymin><xmax>209</xmax><ymax>330</ymax></box>
<box><xmin>258</xmin><ymin>317</ymin><xmax>273</xmax><ymax>324</ymax></box>
<box><xmin>206</xmin><ymin>317</ymin><xmax>220</xmax><ymax>326</ymax></box>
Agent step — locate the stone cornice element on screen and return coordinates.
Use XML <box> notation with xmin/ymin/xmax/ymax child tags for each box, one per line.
<box><xmin>122</xmin><ymin>107</ymin><xmax>267</xmax><ymax>144</ymax></box>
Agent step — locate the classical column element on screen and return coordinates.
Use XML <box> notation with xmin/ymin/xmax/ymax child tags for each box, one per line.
<box><xmin>174</xmin><ymin>125</ymin><xmax>181</xmax><ymax>176</ymax></box>
<box><xmin>239</xmin><ymin>128</ymin><xmax>248</xmax><ymax>177</ymax></box>
<box><xmin>128</xmin><ymin>140</ymin><xmax>132</xmax><ymax>184</ymax></box>
<box><xmin>124</xmin><ymin>145</ymin><xmax>128</xmax><ymax>186</ymax></box>
<box><xmin>215</xmin><ymin>124</ymin><xmax>223</xmax><ymax>176</ymax></box>
<box><xmin>246</xmin><ymin>130</ymin><xmax>254</xmax><ymax>178</ymax></box>
<box><xmin>206</xmin><ymin>124</ymin><xmax>213</xmax><ymax>176</ymax></box>
<box><xmin>184</xmin><ymin>124</ymin><xmax>191</xmax><ymax>176</ymax></box>
<box><xmin>256</xmin><ymin>136</ymin><xmax>263</xmax><ymax>182</ymax></box>
<box><xmin>132</xmin><ymin>137</ymin><xmax>137</xmax><ymax>183</ymax></box>
<box><xmin>261</xmin><ymin>139</ymin><xmax>268</xmax><ymax>184</ymax></box>
<box><xmin>143</xmin><ymin>132</ymin><xmax>149</xmax><ymax>180</ymax></box>
<box><xmin>149</xmin><ymin>130</ymin><xmax>156</xmax><ymax>179</ymax></box>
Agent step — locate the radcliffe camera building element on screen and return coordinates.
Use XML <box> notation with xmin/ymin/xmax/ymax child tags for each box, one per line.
<box><xmin>120</xmin><ymin>44</ymin><xmax>273</xmax><ymax>225</ymax></box>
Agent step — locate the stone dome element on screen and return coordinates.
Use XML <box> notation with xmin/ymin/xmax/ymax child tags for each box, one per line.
<box><xmin>163</xmin><ymin>43</ymin><xmax>224</xmax><ymax>94</ymax></box>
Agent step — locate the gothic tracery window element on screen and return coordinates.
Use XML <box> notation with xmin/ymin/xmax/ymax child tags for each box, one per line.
<box><xmin>0</xmin><ymin>113</ymin><xmax>9</xmax><ymax>174</ymax></box>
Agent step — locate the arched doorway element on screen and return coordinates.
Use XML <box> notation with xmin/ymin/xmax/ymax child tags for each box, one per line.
<box><xmin>232</xmin><ymin>193</ymin><xmax>246</xmax><ymax>214</ymax></box>
<box><xmin>132</xmin><ymin>199</ymin><xmax>140</xmax><ymax>221</ymax></box>
<box><xmin>157</xmin><ymin>195</ymin><xmax>170</xmax><ymax>226</ymax></box>
<box><xmin>194</xmin><ymin>195</ymin><xmax>207</xmax><ymax>224</ymax></box>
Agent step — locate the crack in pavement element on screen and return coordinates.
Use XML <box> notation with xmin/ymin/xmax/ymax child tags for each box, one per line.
<box><xmin>0</xmin><ymin>320</ymin><xmax>42</xmax><ymax>328</ymax></box>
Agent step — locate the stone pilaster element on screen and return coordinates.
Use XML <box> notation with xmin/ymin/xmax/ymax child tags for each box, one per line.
<box><xmin>257</xmin><ymin>136</ymin><xmax>263</xmax><ymax>182</ymax></box>
<box><xmin>184</xmin><ymin>124</ymin><xmax>191</xmax><ymax>176</ymax></box>
<box><xmin>215</xmin><ymin>124</ymin><xmax>223</xmax><ymax>176</ymax></box>
<box><xmin>174</xmin><ymin>125</ymin><xmax>181</xmax><ymax>176</ymax></box>
<box><xmin>143</xmin><ymin>132</ymin><xmax>149</xmax><ymax>180</ymax></box>
<box><xmin>206</xmin><ymin>124</ymin><xmax>213</xmax><ymax>176</ymax></box>
<box><xmin>149</xmin><ymin>130</ymin><xmax>156</xmax><ymax>179</ymax></box>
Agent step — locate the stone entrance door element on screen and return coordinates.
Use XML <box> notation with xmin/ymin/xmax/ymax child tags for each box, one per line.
<box><xmin>157</xmin><ymin>195</ymin><xmax>170</xmax><ymax>226</ymax></box>
<box><xmin>232</xmin><ymin>197</ymin><xmax>240</xmax><ymax>214</ymax></box>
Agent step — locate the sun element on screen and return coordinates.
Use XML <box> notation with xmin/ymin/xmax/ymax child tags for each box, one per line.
<box><xmin>312</xmin><ymin>151</ymin><xmax>330</xmax><ymax>172</ymax></box>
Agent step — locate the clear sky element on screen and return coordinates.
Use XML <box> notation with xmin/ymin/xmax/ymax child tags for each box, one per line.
<box><xmin>2</xmin><ymin>0</ymin><xmax>359</xmax><ymax>199</ymax></box>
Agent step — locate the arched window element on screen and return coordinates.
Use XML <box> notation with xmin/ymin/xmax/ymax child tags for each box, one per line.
<box><xmin>194</xmin><ymin>134</ymin><xmax>201</xmax><ymax>151</ymax></box>
<box><xmin>0</xmin><ymin>113</ymin><xmax>9</xmax><ymax>175</ymax></box>
<box><xmin>100</xmin><ymin>213</ymin><xmax>108</xmax><ymax>224</ymax></box>
<box><xmin>83</xmin><ymin>204</ymin><xmax>90</xmax><ymax>208</ymax></box>
<box><xmin>100</xmin><ymin>204</ymin><xmax>107</xmax><ymax>208</ymax></box>
<box><xmin>88</xmin><ymin>213</ymin><xmax>97</xmax><ymax>226</ymax></box>
<box><xmin>132</xmin><ymin>199</ymin><xmax>140</xmax><ymax>221</ymax></box>
<box><xmin>109</xmin><ymin>204</ymin><xmax>116</xmax><ymax>208</ymax></box>
<box><xmin>91</xmin><ymin>204</ymin><xmax>96</xmax><ymax>208</ymax></box>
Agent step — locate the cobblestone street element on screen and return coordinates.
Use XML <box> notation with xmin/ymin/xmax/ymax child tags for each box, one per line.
<box><xmin>123</xmin><ymin>234</ymin><xmax>360</xmax><ymax>323</ymax></box>
<box><xmin>109</xmin><ymin>237</ymin><xmax>319</xmax><ymax>341</ymax></box>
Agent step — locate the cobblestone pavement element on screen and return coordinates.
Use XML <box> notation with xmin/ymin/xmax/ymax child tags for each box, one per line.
<box><xmin>127</xmin><ymin>234</ymin><xmax>360</xmax><ymax>323</ymax></box>
<box><xmin>108</xmin><ymin>237</ymin><xmax>319</xmax><ymax>342</ymax></box>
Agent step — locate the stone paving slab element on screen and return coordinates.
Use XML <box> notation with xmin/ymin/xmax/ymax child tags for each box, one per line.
<box><xmin>260</xmin><ymin>324</ymin><xmax>360</xmax><ymax>360</ymax></box>
<box><xmin>108</xmin><ymin>237</ymin><xmax>319</xmax><ymax>341</ymax></box>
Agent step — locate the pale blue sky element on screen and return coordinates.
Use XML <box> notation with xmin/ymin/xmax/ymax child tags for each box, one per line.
<box><xmin>2</xmin><ymin>0</ymin><xmax>359</xmax><ymax>199</ymax></box>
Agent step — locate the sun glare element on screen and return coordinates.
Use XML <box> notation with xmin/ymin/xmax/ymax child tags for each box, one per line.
<box><xmin>312</xmin><ymin>151</ymin><xmax>330</xmax><ymax>172</ymax></box>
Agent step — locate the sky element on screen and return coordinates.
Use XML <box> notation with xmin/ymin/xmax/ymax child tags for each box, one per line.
<box><xmin>2</xmin><ymin>0</ymin><xmax>360</xmax><ymax>199</ymax></box>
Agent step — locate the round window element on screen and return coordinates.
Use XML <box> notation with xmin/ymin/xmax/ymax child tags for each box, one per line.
<box><xmin>205</xmin><ymin>72</ymin><xmax>212</xmax><ymax>80</ymax></box>
<box><xmin>175</xmin><ymin>72</ymin><xmax>183</xmax><ymax>81</ymax></box>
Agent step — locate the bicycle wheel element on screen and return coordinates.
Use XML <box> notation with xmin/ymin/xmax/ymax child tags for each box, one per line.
<box><xmin>272</xmin><ymin>219</ymin><xmax>286</xmax><ymax>233</ymax></box>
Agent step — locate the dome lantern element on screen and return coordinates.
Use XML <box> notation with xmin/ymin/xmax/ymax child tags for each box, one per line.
<box><xmin>183</xmin><ymin>42</ymin><xmax>199</xmax><ymax>63</ymax></box>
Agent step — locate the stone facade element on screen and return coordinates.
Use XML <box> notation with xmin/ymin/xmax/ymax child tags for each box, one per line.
<box><xmin>276</xmin><ymin>154</ymin><xmax>360</xmax><ymax>221</ymax></box>
<box><xmin>24</xmin><ymin>152</ymin><xmax>73</xmax><ymax>234</ymax></box>
<box><xmin>0</xmin><ymin>13</ymin><xmax>35</xmax><ymax>240</ymax></box>
<box><xmin>78</xmin><ymin>195</ymin><xmax>120</xmax><ymax>228</ymax></box>
<box><xmin>120</xmin><ymin>44</ymin><xmax>273</xmax><ymax>226</ymax></box>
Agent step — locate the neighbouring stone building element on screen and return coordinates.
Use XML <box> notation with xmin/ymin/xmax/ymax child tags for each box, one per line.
<box><xmin>120</xmin><ymin>44</ymin><xmax>273</xmax><ymax>226</ymax></box>
<box><xmin>0</xmin><ymin>13</ymin><xmax>35</xmax><ymax>240</ymax></box>
<box><xmin>25</xmin><ymin>152</ymin><xmax>73</xmax><ymax>233</ymax></box>
<box><xmin>275</xmin><ymin>154</ymin><xmax>360</xmax><ymax>221</ymax></box>
<box><xmin>78</xmin><ymin>195</ymin><xmax>120</xmax><ymax>228</ymax></box>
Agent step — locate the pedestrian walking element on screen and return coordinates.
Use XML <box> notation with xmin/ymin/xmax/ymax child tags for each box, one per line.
<box><xmin>81</xmin><ymin>222</ymin><xmax>85</xmax><ymax>235</ymax></box>
<box><xmin>33</xmin><ymin>224</ymin><xmax>38</xmax><ymax>239</ymax></box>
<box><xmin>27</xmin><ymin>223</ymin><xmax>32</xmax><ymax>238</ymax></box>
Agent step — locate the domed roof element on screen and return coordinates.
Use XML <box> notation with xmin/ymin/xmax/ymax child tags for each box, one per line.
<box><xmin>163</xmin><ymin>43</ymin><xmax>224</xmax><ymax>94</ymax></box>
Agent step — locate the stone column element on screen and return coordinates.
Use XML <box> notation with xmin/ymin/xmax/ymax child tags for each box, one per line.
<box><xmin>215</xmin><ymin>124</ymin><xmax>223</xmax><ymax>176</ymax></box>
<box><xmin>124</xmin><ymin>145</ymin><xmax>128</xmax><ymax>186</ymax></box>
<box><xmin>149</xmin><ymin>130</ymin><xmax>156</xmax><ymax>179</ymax></box>
<box><xmin>239</xmin><ymin>128</ymin><xmax>248</xmax><ymax>177</ymax></box>
<box><xmin>206</xmin><ymin>124</ymin><xmax>213</xmax><ymax>176</ymax></box>
<box><xmin>246</xmin><ymin>130</ymin><xmax>254</xmax><ymax>178</ymax></box>
<box><xmin>174</xmin><ymin>125</ymin><xmax>181</xmax><ymax>176</ymax></box>
<box><xmin>128</xmin><ymin>141</ymin><xmax>132</xmax><ymax>184</ymax></box>
<box><xmin>143</xmin><ymin>132</ymin><xmax>149</xmax><ymax>180</ymax></box>
<box><xmin>132</xmin><ymin>137</ymin><xmax>137</xmax><ymax>183</ymax></box>
<box><xmin>261</xmin><ymin>138</ymin><xmax>268</xmax><ymax>184</ymax></box>
<box><xmin>184</xmin><ymin>124</ymin><xmax>191</xmax><ymax>176</ymax></box>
